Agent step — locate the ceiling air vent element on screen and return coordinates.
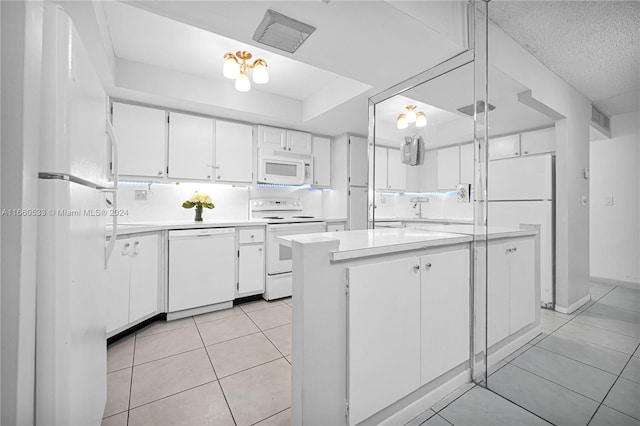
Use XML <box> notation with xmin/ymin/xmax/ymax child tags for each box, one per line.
<box><xmin>591</xmin><ymin>105</ymin><xmax>610</xmax><ymax>132</ymax></box>
<box><xmin>253</xmin><ymin>9</ymin><xmax>316</xmax><ymax>54</ymax></box>
<box><xmin>457</xmin><ymin>101</ymin><xmax>496</xmax><ymax>117</ymax></box>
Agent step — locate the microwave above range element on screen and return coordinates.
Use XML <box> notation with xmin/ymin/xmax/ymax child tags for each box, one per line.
<box><xmin>257</xmin><ymin>148</ymin><xmax>312</xmax><ymax>186</ymax></box>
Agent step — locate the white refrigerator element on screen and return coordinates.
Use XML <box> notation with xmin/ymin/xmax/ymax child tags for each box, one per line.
<box><xmin>35</xmin><ymin>4</ymin><xmax>115</xmax><ymax>424</ymax></box>
<box><xmin>488</xmin><ymin>154</ymin><xmax>555</xmax><ymax>307</ymax></box>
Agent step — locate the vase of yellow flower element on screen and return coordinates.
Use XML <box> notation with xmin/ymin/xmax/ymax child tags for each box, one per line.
<box><xmin>182</xmin><ymin>192</ymin><xmax>215</xmax><ymax>222</ymax></box>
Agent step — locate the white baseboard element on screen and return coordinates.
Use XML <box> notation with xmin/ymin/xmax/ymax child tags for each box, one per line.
<box><xmin>380</xmin><ymin>370</ymin><xmax>470</xmax><ymax>426</ymax></box>
<box><xmin>555</xmin><ymin>294</ymin><xmax>591</xmax><ymax>314</ymax></box>
<box><xmin>591</xmin><ymin>276</ymin><xmax>640</xmax><ymax>291</ymax></box>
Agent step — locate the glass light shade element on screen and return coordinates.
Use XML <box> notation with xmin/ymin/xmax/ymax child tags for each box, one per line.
<box><xmin>252</xmin><ymin>63</ymin><xmax>269</xmax><ymax>84</ymax></box>
<box><xmin>235</xmin><ymin>72</ymin><xmax>251</xmax><ymax>92</ymax></box>
<box><xmin>223</xmin><ymin>57</ymin><xmax>240</xmax><ymax>79</ymax></box>
<box><xmin>406</xmin><ymin>107</ymin><xmax>417</xmax><ymax>123</ymax></box>
<box><xmin>415</xmin><ymin>112</ymin><xmax>427</xmax><ymax>127</ymax></box>
<box><xmin>397</xmin><ymin>113</ymin><xmax>408</xmax><ymax>129</ymax></box>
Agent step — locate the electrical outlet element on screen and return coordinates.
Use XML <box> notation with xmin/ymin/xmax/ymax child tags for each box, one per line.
<box><xmin>134</xmin><ymin>190</ymin><xmax>148</xmax><ymax>201</ymax></box>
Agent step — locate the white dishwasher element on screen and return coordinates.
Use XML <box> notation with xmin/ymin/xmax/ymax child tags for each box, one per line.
<box><xmin>168</xmin><ymin>228</ymin><xmax>236</xmax><ymax>313</ymax></box>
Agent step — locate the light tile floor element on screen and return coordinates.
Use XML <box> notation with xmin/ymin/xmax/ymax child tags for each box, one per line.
<box><xmin>408</xmin><ymin>281</ymin><xmax>640</xmax><ymax>426</ymax></box>
<box><xmin>103</xmin><ymin>298</ymin><xmax>293</xmax><ymax>426</ymax></box>
<box><xmin>104</xmin><ymin>282</ymin><xmax>639</xmax><ymax>426</ymax></box>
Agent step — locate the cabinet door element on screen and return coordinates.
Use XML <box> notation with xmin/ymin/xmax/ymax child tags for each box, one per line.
<box><xmin>374</xmin><ymin>147</ymin><xmax>388</xmax><ymax>190</ymax></box>
<box><xmin>215</xmin><ymin>121</ymin><xmax>253</xmax><ymax>183</ymax></box>
<box><xmin>326</xmin><ymin>223</ymin><xmax>346</xmax><ymax>232</ymax></box>
<box><xmin>509</xmin><ymin>238</ymin><xmax>536</xmax><ymax>334</ymax></box>
<box><xmin>347</xmin><ymin>257</ymin><xmax>421</xmax><ymax>426</ymax></box>
<box><xmin>521</xmin><ymin>127</ymin><xmax>555</xmax><ymax>156</ymax></box>
<box><xmin>420</xmin><ymin>248</ymin><xmax>470</xmax><ymax>385</ymax></box>
<box><xmin>387</xmin><ymin>148</ymin><xmax>406</xmax><ymax>191</ymax></box>
<box><xmin>459</xmin><ymin>143</ymin><xmax>474</xmax><ymax>184</ymax></box>
<box><xmin>168</xmin><ymin>113</ymin><xmax>214</xmax><ymax>180</ymax></box>
<box><xmin>437</xmin><ymin>146</ymin><xmax>460</xmax><ymax>190</ymax></box>
<box><xmin>348</xmin><ymin>136</ymin><xmax>369</xmax><ymax>187</ymax></box>
<box><xmin>287</xmin><ymin>130</ymin><xmax>312</xmax><ymax>154</ymax></box>
<box><xmin>487</xmin><ymin>242</ymin><xmax>511</xmax><ymax>347</ymax></box>
<box><xmin>489</xmin><ymin>134</ymin><xmax>520</xmax><ymax>160</ymax></box>
<box><xmin>238</xmin><ymin>245</ymin><xmax>265</xmax><ymax>295</ymax></box>
<box><xmin>258</xmin><ymin>125</ymin><xmax>286</xmax><ymax>151</ymax></box>
<box><xmin>348</xmin><ymin>186</ymin><xmax>368</xmax><ymax>231</ymax></box>
<box><xmin>106</xmin><ymin>239</ymin><xmax>131</xmax><ymax>334</ymax></box>
<box><xmin>312</xmin><ymin>136</ymin><xmax>331</xmax><ymax>187</ymax></box>
<box><xmin>129</xmin><ymin>234</ymin><xmax>159</xmax><ymax>323</ymax></box>
<box><xmin>112</xmin><ymin>102</ymin><xmax>167</xmax><ymax>178</ymax></box>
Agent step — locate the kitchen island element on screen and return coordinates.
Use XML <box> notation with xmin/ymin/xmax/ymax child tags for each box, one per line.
<box><xmin>280</xmin><ymin>227</ymin><xmax>541</xmax><ymax>426</ymax></box>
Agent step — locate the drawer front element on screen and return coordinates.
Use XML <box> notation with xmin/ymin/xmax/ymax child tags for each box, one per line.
<box><xmin>239</xmin><ymin>228</ymin><xmax>265</xmax><ymax>244</ymax></box>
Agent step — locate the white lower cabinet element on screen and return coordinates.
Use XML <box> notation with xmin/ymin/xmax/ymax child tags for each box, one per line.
<box><xmin>347</xmin><ymin>257</ymin><xmax>421</xmax><ymax>426</ymax></box>
<box><xmin>326</xmin><ymin>222</ymin><xmax>346</xmax><ymax>232</ymax></box>
<box><xmin>237</xmin><ymin>228</ymin><xmax>265</xmax><ymax>296</ymax></box>
<box><xmin>106</xmin><ymin>234</ymin><xmax>159</xmax><ymax>335</ymax></box>
<box><xmin>420</xmin><ymin>248</ymin><xmax>470</xmax><ymax>385</ymax></box>
<box><xmin>487</xmin><ymin>237</ymin><xmax>536</xmax><ymax>346</ymax></box>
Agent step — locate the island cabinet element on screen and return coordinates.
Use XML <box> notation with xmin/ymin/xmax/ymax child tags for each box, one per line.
<box><xmin>346</xmin><ymin>247</ymin><xmax>470</xmax><ymax>425</ymax></box>
<box><xmin>287</xmin><ymin>227</ymin><xmax>540</xmax><ymax>426</ymax></box>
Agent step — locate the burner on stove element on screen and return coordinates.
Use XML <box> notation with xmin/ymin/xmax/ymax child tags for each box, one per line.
<box><xmin>263</xmin><ymin>216</ymin><xmax>285</xmax><ymax>219</ymax></box>
<box><xmin>292</xmin><ymin>215</ymin><xmax>315</xmax><ymax>218</ymax></box>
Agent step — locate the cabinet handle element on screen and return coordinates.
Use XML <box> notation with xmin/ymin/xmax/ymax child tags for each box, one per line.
<box><xmin>512</xmin><ymin>247</ymin><xmax>517</xmax><ymax>252</ymax></box>
<box><xmin>413</xmin><ymin>264</ymin><xmax>420</xmax><ymax>272</ymax></box>
<box><xmin>157</xmin><ymin>171</ymin><xmax>163</xmax><ymax>176</ymax></box>
<box><xmin>207</xmin><ymin>175</ymin><xmax>211</xmax><ymax>179</ymax></box>
<box><xmin>506</xmin><ymin>248</ymin><xmax>512</xmax><ymax>254</ymax></box>
<box><xmin>133</xmin><ymin>241</ymin><xmax>140</xmax><ymax>255</ymax></box>
<box><xmin>524</xmin><ymin>151</ymin><xmax>529</xmax><ymax>154</ymax></box>
<box><xmin>250</xmin><ymin>234</ymin><xmax>255</xmax><ymax>239</ymax></box>
<box><xmin>514</xmin><ymin>152</ymin><xmax>519</xmax><ymax>156</ymax></box>
<box><xmin>424</xmin><ymin>262</ymin><xmax>432</xmax><ymax>269</ymax></box>
<box><xmin>121</xmin><ymin>243</ymin><xmax>130</xmax><ymax>255</ymax></box>
<box><xmin>217</xmin><ymin>175</ymin><xmax>221</xmax><ymax>179</ymax></box>
<box><xmin>259</xmin><ymin>248</ymin><xmax>263</xmax><ymax>252</ymax></box>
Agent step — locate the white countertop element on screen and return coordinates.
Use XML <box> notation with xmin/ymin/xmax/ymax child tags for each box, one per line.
<box><xmin>375</xmin><ymin>217</ymin><xmax>473</xmax><ymax>224</ymax></box>
<box><xmin>107</xmin><ymin>219</ymin><xmax>270</xmax><ymax>236</ymax></box>
<box><xmin>405</xmin><ymin>223</ymin><xmax>539</xmax><ymax>240</ymax></box>
<box><xmin>278</xmin><ymin>228</ymin><xmax>473</xmax><ymax>261</ymax></box>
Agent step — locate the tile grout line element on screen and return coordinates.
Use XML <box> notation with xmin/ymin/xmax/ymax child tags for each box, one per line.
<box><xmin>432</xmin><ymin>384</ymin><xmax>476</xmax><ymax>414</ymax></box>
<box><xmin>193</xmin><ymin>314</ymin><xmax>238</xmax><ymax>426</ymax></box>
<box><xmin>428</xmin><ymin>413</ymin><xmax>455</xmax><ymax>426</ymax></box>
<box><xmin>586</xmin><ymin>340</ymin><xmax>640</xmax><ymax>425</ymax></box>
<box><xmin>127</xmin><ymin>379</ymin><xmax>219</xmax><ymax>413</ymax></box>
<box><xmin>125</xmin><ymin>332</ymin><xmax>137</xmax><ymax>426</ymax></box>
<box><xmin>248</xmin><ymin>407</ymin><xmax>290</xmax><ymax>426</ymax></box>
<box><xmin>530</xmin><ymin>342</ymin><xmax>629</xmax><ymax>377</ymax></box>
<box><xmin>483</xmin><ymin>385</ymin><xmax>557</xmax><ymax>426</ymax></box>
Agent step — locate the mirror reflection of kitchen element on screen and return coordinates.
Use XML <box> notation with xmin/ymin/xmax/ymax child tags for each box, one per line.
<box><xmin>373</xmin><ymin>61</ymin><xmax>553</xmax><ymax>228</ymax></box>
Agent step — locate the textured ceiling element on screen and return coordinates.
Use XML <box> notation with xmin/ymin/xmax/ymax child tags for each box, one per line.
<box><xmin>489</xmin><ymin>0</ymin><xmax>640</xmax><ymax>116</ymax></box>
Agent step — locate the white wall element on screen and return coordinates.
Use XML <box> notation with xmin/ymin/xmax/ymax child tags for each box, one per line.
<box><xmin>590</xmin><ymin>111</ymin><xmax>640</xmax><ymax>286</ymax></box>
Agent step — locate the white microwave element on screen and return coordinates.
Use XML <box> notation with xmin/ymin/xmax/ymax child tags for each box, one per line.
<box><xmin>258</xmin><ymin>149</ymin><xmax>312</xmax><ymax>185</ymax></box>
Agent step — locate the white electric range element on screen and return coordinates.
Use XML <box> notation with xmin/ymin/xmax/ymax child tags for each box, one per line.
<box><xmin>251</xmin><ymin>199</ymin><xmax>326</xmax><ymax>300</ymax></box>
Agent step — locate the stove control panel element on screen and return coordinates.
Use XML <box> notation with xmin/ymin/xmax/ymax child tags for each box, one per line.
<box><xmin>251</xmin><ymin>198</ymin><xmax>303</xmax><ymax>212</ymax></box>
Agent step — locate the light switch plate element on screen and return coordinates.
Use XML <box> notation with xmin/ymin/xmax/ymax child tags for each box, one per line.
<box><xmin>134</xmin><ymin>190</ymin><xmax>148</xmax><ymax>201</ymax></box>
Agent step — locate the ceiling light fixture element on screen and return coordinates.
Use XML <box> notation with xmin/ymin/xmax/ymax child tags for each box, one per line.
<box><xmin>397</xmin><ymin>105</ymin><xmax>426</xmax><ymax>129</ymax></box>
<box><xmin>223</xmin><ymin>50</ymin><xmax>269</xmax><ymax>92</ymax></box>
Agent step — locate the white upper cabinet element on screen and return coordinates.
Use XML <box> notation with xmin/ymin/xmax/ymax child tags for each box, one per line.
<box><xmin>489</xmin><ymin>134</ymin><xmax>520</xmax><ymax>160</ymax></box>
<box><xmin>258</xmin><ymin>125</ymin><xmax>286</xmax><ymax>151</ymax></box>
<box><xmin>374</xmin><ymin>146</ymin><xmax>388</xmax><ymax>190</ymax></box>
<box><xmin>459</xmin><ymin>143</ymin><xmax>474</xmax><ymax>185</ymax></box>
<box><xmin>521</xmin><ymin>127</ymin><xmax>555</xmax><ymax>156</ymax></box>
<box><xmin>112</xmin><ymin>102</ymin><xmax>167</xmax><ymax>178</ymax></box>
<box><xmin>258</xmin><ymin>125</ymin><xmax>311</xmax><ymax>154</ymax></box>
<box><xmin>437</xmin><ymin>146</ymin><xmax>460</xmax><ymax>190</ymax></box>
<box><xmin>312</xmin><ymin>136</ymin><xmax>331</xmax><ymax>187</ymax></box>
<box><xmin>167</xmin><ymin>112</ymin><xmax>214</xmax><ymax>180</ymax></box>
<box><xmin>287</xmin><ymin>130</ymin><xmax>312</xmax><ymax>154</ymax></box>
<box><xmin>387</xmin><ymin>149</ymin><xmax>406</xmax><ymax>191</ymax></box>
<box><xmin>349</xmin><ymin>136</ymin><xmax>369</xmax><ymax>187</ymax></box>
<box><xmin>214</xmin><ymin>121</ymin><xmax>253</xmax><ymax>183</ymax></box>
